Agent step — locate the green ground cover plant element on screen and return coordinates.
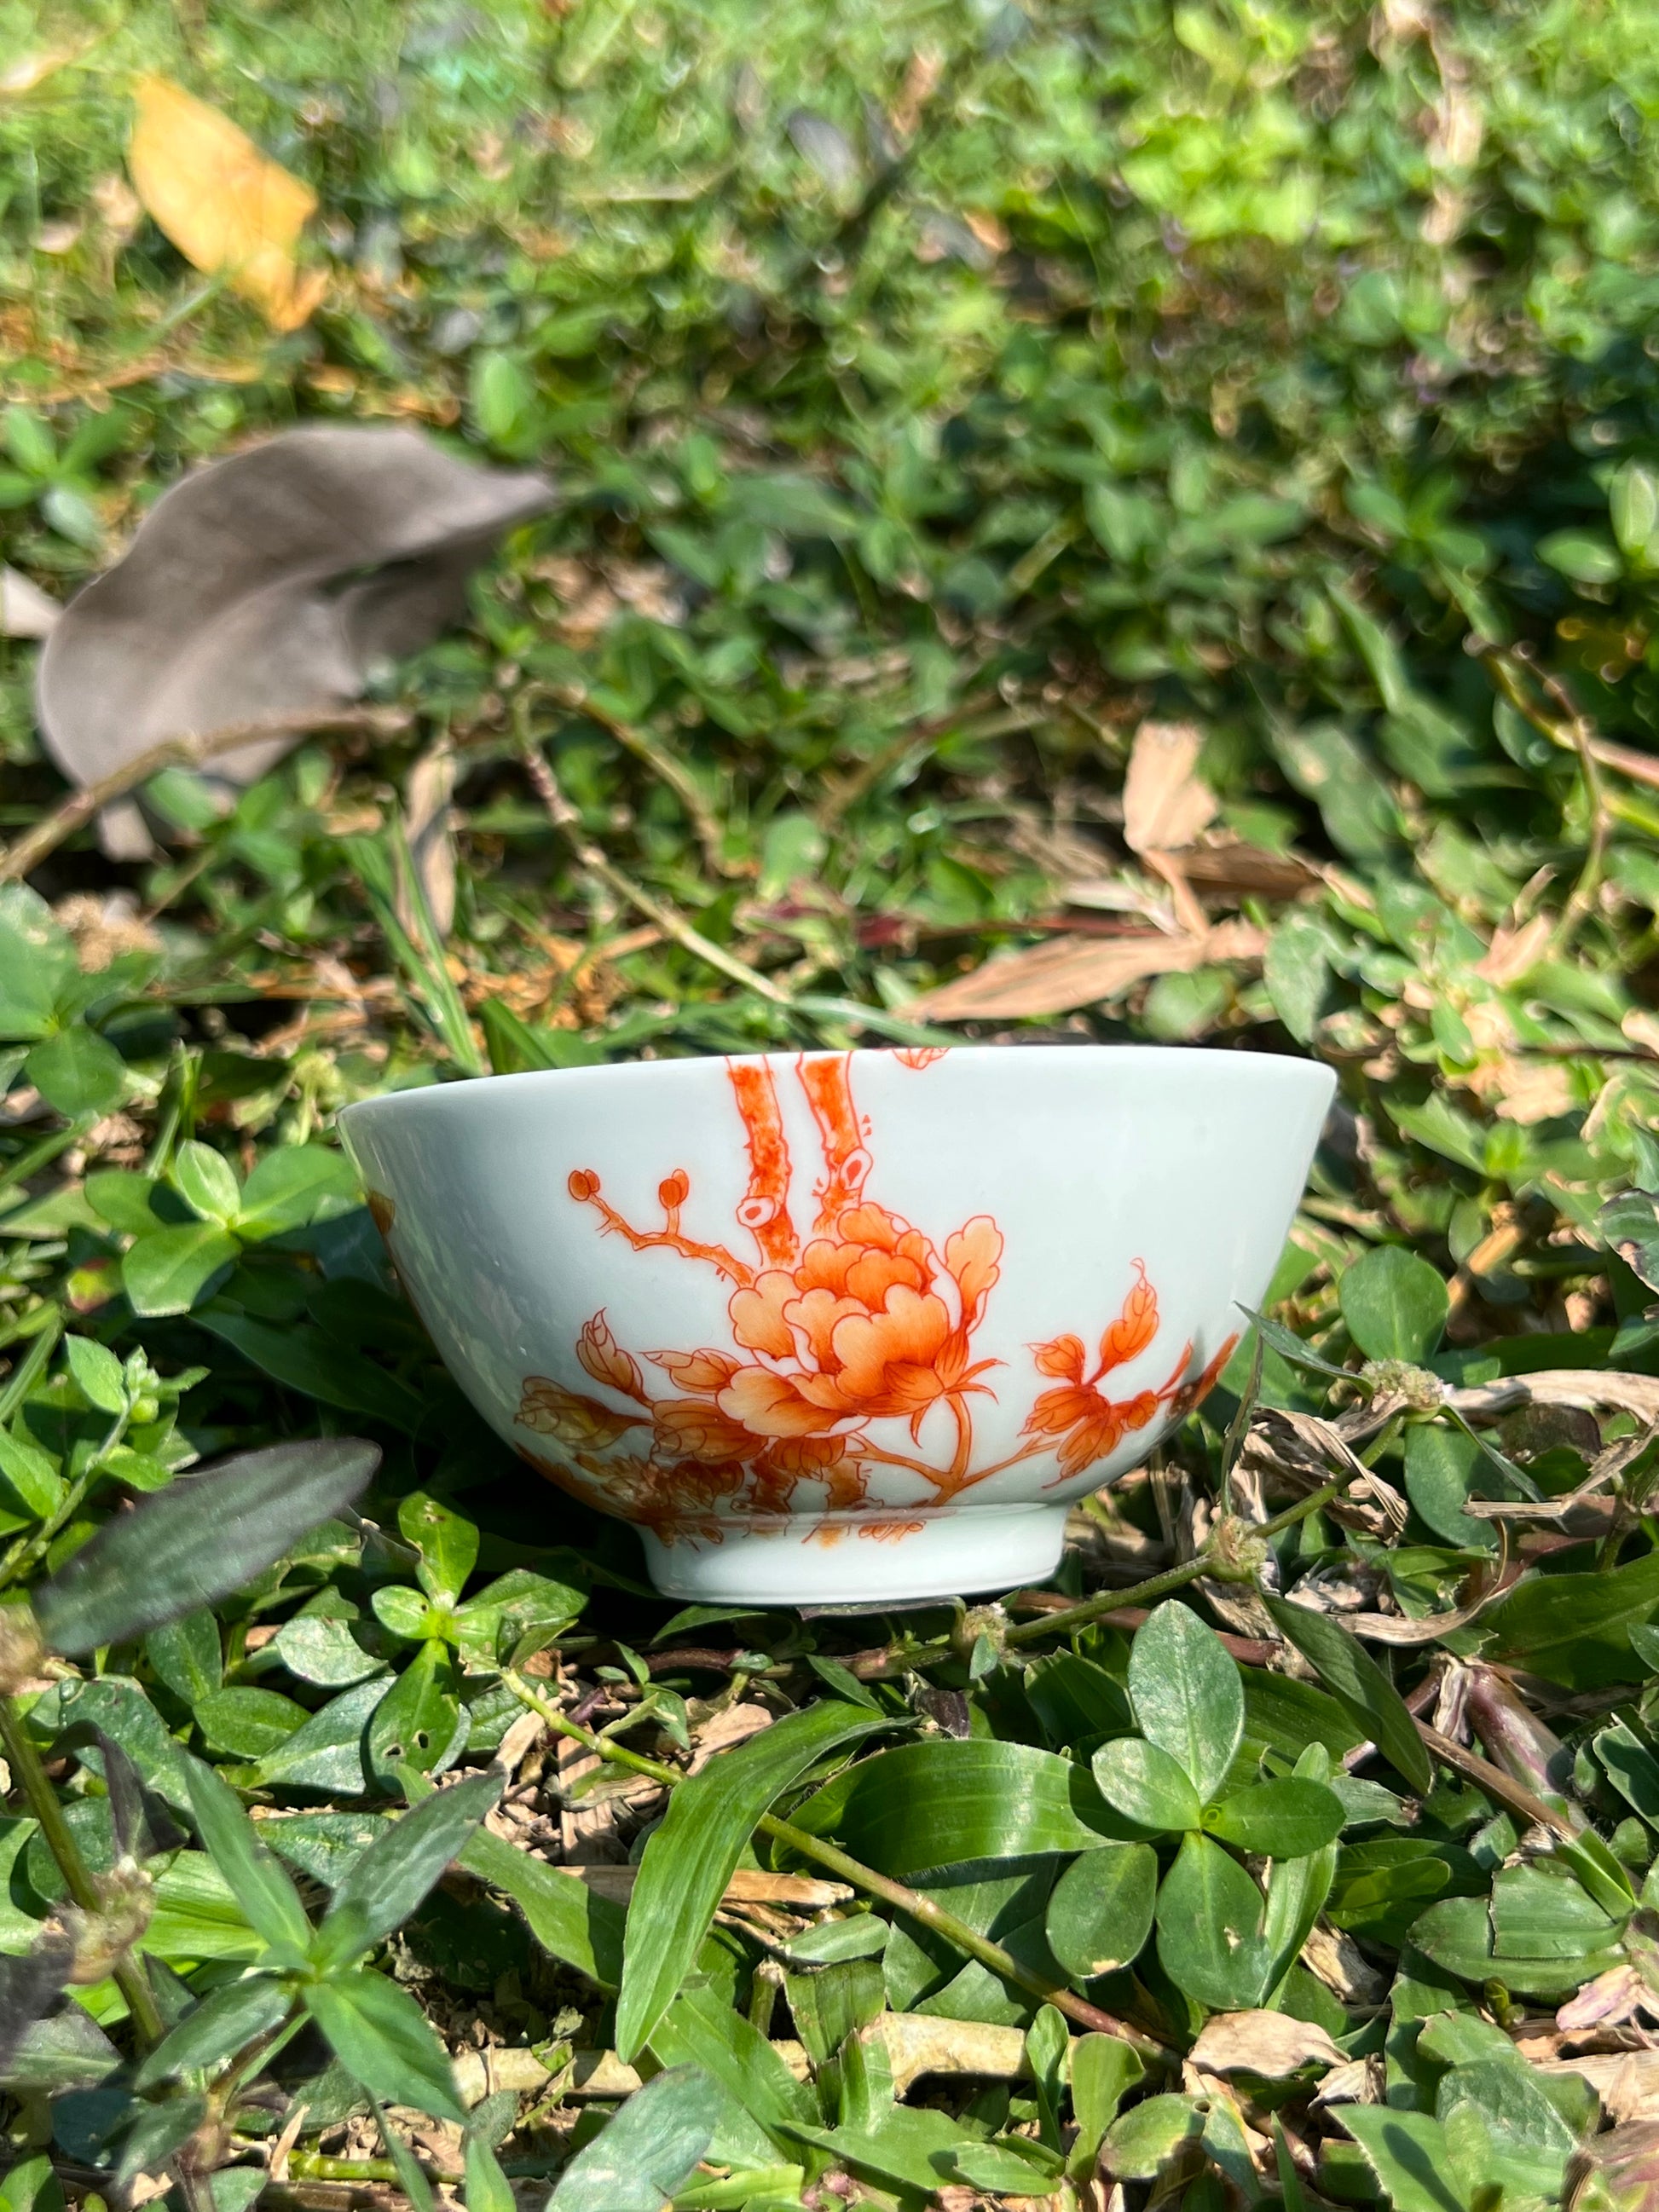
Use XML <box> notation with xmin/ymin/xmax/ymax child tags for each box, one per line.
<box><xmin>8</xmin><ymin>0</ymin><xmax>1659</xmax><ymax>2205</ymax></box>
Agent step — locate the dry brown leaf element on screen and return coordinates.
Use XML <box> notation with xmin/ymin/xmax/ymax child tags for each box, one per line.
<box><xmin>1448</xmin><ymin>1369</ymin><xmax>1659</xmax><ymax>1427</ymax></box>
<box><xmin>572</xmin><ymin>1865</ymin><xmax>851</xmax><ymax>1907</ymax></box>
<box><xmin>1537</xmin><ymin>2057</ymin><xmax>1659</xmax><ymax>2124</ymax></box>
<box><xmin>687</xmin><ymin>1699</ymin><xmax>775</xmax><ymax>1772</ymax></box>
<box><xmin>1625</xmin><ymin>1009</ymin><xmax>1659</xmax><ymax>1056</ymax></box>
<box><xmin>908</xmin><ymin>918</ymin><xmax>1263</xmax><ymax>1021</ymax></box>
<box><xmin>128</xmin><ymin>75</ymin><xmax>327</xmax><ymax>331</ymax></box>
<box><xmin>1123</xmin><ymin>720</ymin><xmax>1218</xmax><ymax>854</ymax></box>
<box><xmin>1181</xmin><ymin>840</ymin><xmax>1319</xmax><ymax>900</ymax></box>
<box><xmin>1</xmin><ymin>567</ymin><xmax>59</xmax><ymax>638</ymax></box>
<box><xmin>1476</xmin><ymin>913</ymin><xmax>1552</xmax><ymax>988</ymax></box>
<box><xmin>396</xmin><ymin>737</ymin><xmax>458</xmax><ymax>942</ymax></box>
<box><xmin>1188</xmin><ymin>2012</ymin><xmax>1341</xmax><ymax>2078</ymax></box>
<box><xmin>1302</xmin><ymin>1924</ymin><xmax>1389</xmax><ymax>2006</ymax></box>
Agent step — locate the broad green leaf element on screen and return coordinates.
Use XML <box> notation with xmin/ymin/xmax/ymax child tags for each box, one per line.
<box><xmin>182</xmin><ymin>1755</ymin><xmax>311</xmax><ymax>1959</ymax></box>
<box><xmin>0</xmin><ymin>886</ymin><xmax>76</xmax><ymax>1039</ymax></box>
<box><xmin>171</xmin><ymin>1139</ymin><xmax>241</xmax><ymax>1225</ymax></box>
<box><xmin>0</xmin><ymin>1949</ymin><xmax>72</xmax><ymax>2080</ymax></box>
<box><xmin>399</xmin><ymin>1492</ymin><xmax>478</xmax><ymax>1604</ymax></box>
<box><xmin>1483</xmin><ymin>1551</ymin><xmax>1659</xmax><ymax>1668</ymax></box>
<box><xmin>787</xmin><ymin>1737</ymin><xmax>1124</xmax><ymax>1879</ymax></box>
<box><xmin>84</xmin><ymin>1170</ymin><xmax>163</xmax><ymax>1236</ymax></box>
<box><xmin>0</xmin><ymin>2156</ymin><xmax>65</xmax><ymax>2212</ymax></box>
<box><xmin>0</xmin><ymin>1431</ymin><xmax>63</xmax><ymax>1522</ymax></box>
<box><xmin>26</xmin><ymin>1027</ymin><xmax>126</xmax><ymax>1118</ymax></box>
<box><xmin>1263</xmin><ymin>1749</ymin><xmax>1339</xmax><ymax>1990</ymax></box>
<box><xmin>1102</xmin><ymin>2094</ymin><xmax>1205</xmax><ymax>2180</ymax></box>
<box><xmin>1127</xmin><ymin>1601</ymin><xmax>1244</xmax><ymax>1804</ymax></box>
<box><xmin>132</xmin><ymin>1975</ymin><xmax>291</xmax><ymax>2088</ymax></box>
<box><xmin>1597</xmin><ymin>1723</ymin><xmax>1659</xmax><ymax>1823</ymax></box>
<box><xmin>1611</xmin><ymin>459</ymin><xmax>1659</xmax><ymax>559</ymax></box>
<box><xmin>313</xmin><ymin>1770</ymin><xmax>500</xmax><ymax>1970</ymax></box>
<box><xmin>304</xmin><ymin>1969</ymin><xmax>465</xmax><ymax>2122</ymax></box>
<box><xmin>144</xmin><ymin>1611</ymin><xmax>222</xmax><ymax>1706</ymax></box>
<box><xmin>1067</xmin><ymin>2036</ymin><xmax>1145</xmax><ymax>2180</ymax></box>
<box><xmin>1437</xmin><ymin>2058</ymin><xmax>1576</xmax><ymax>2208</ymax></box>
<box><xmin>1341</xmin><ymin>2109</ymin><xmax>1468</xmax><ymax>2212</ymax></box>
<box><xmin>1264</xmin><ymin>911</ymin><xmax>1330</xmax><ymax>1043</ymax></box>
<box><xmin>33</xmin><ymin>1437</ymin><xmax>379</xmax><ymax>1655</ymax></box>
<box><xmin>194</xmin><ymin>1686</ymin><xmax>308</xmax><ymax>1759</ymax></box>
<box><xmin>365</xmin><ymin>1640</ymin><xmax>461</xmax><ymax>1783</ymax></box>
<box><xmin>0</xmin><ymin>2006</ymin><xmax>121</xmax><ymax>2094</ymax></box>
<box><xmin>252</xmin><ymin>1678</ymin><xmax>390</xmax><ymax>1795</ymax></box>
<box><xmin>545</xmin><ymin>2064</ymin><xmax>715</xmax><ymax>2211</ymax></box>
<box><xmin>273</xmin><ymin>1612</ymin><xmax>384</xmax><ymax>1687</ymax></box>
<box><xmin>62</xmin><ymin>1334</ymin><xmax>125</xmax><ymax>1416</ymax></box>
<box><xmin>1205</xmin><ymin>1778</ymin><xmax>1345</xmax><ymax>1858</ymax></box>
<box><xmin>235</xmin><ymin>1145</ymin><xmax>358</xmax><ymax>1237</ymax></box>
<box><xmin>1155</xmin><ymin>1834</ymin><xmax>1272</xmax><ymax>2011</ymax></box>
<box><xmin>1092</xmin><ymin>1738</ymin><xmax>1201</xmax><ymax>1831</ymax></box>
<box><xmin>195</xmin><ymin>1309</ymin><xmax>423</xmax><ymax>1431</ymax></box>
<box><xmin>616</xmin><ymin>1702</ymin><xmax>891</xmax><ymax>2059</ymax></box>
<box><xmin>462</xmin><ymin>2135</ymin><xmax>514</xmax><ymax>2212</ymax></box>
<box><xmin>1409</xmin><ymin>1891</ymin><xmax>1621</xmax><ymax>1997</ymax></box>
<box><xmin>123</xmin><ymin>1223</ymin><xmax>240</xmax><ymax>1317</ymax></box>
<box><xmin>1264</xmin><ymin>1598</ymin><xmax>1433</xmax><ymax>1795</ymax></box>
<box><xmin>1338</xmin><ymin>1247</ymin><xmax>1448</xmax><ymax>1362</ymax></box>
<box><xmin>1403</xmin><ymin>1424</ymin><xmax>1496</xmax><ymax>1551</ymax></box>
<box><xmin>1045</xmin><ymin>1841</ymin><xmax>1158</xmax><ymax>1979</ymax></box>
<box><xmin>1536</xmin><ymin>528</ymin><xmax>1621</xmax><ymax>584</ymax></box>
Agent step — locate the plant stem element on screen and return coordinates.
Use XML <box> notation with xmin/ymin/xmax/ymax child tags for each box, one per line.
<box><xmin>500</xmin><ymin>1671</ymin><xmax>1171</xmax><ymax>2056</ymax></box>
<box><xmin>0</xmin><ymin>1694</ymin><xmax>166</xmax><ymax>2048</ymax></box>
<box><xmin>1003</xmin><ymin>1477</ymin><xmax>1346</xmax><ymax>1649</ymax></box>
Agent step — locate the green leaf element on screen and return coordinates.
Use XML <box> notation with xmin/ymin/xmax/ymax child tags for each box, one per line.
<box><xmin>194</xmin><ymin>1686</ymin><xmax>308</xmax><ymax>1758</ymax></box>
<box><xmin>171</xmin><ymin>1140</ymin><xmax>242</xmax><ymax>1226</ymax></box>
<box><xmin>456</xmin><ymin>1819</ymin><xmax>625</xmax><ymax>1991</ymax></box>
<box><xmin>1155</xmin><ymin>1833</ymin><xmax>1273</xmax><ymax>2010</ymax></box>
<box><xmin>252</xmin><ymin>1678</ymin><xmax>390</xmax><ymax>1795</ymax></box>
<box><xmin>133</xmin><ymin>1975</ymin><xmax>291</xmax><ymax>2088</ymax></box>
<box><xmin>182</xmin><ymin>1754</ymin><xmax>312</xmax><ymax>1958</ymax></box>
<box><xmin>1340</xmin><ymin>2109</ymin><xmax>1469</xmax><ymax>2212</ymax></box>
<box><xmin>1044</xmin><ymin>1841</ymin><xmax>1159</xmax><ymax>1979</ymax></box>
<box><xmin>1338</xmin><ymin>1247</ymin><xmax>1448</xmax><ymax>1361</ymax></box>
<box><xmin>25</xmin><ymin>1027</ymin><xmax>126</xmax><ymax>1118</ymax></box>
<box><xmin>1205</xmin><ymin>1778</ymin><xmax>1346</xmax><ymax>1858</ymax></box>
<box><xmin>1067</xmin><ymin>2035</ymin><xmax>1145</xmax><ymax>2180</ymax></box>
<box><xmin>1403</xmin><ymin>1425</ymin><xmax>1496</xmax><ymax>1551</ymax></box>
<box><xmin>1092</xmin><ymin>1738</ymin><xmax>1202</xmax><ymax>1831</ymax></box>
<box><xmin>1127</xmin><ymin>1601</ymin><xmax>1244</xmax><ymax>1804</ymax></box>
<box><xmin>313</xmin><ymin>1770</ymin><xmax>500</xmax><ymax>1971</ymax></box>
<box><xmin>462</xmin><ymin>2134</ymin><xmax>515</xmax><ymax>2212</ymax></box>
<box><xmin>648</xmin><ymin>1982</ymin><xmax>814</xmax><ymax>2164</ymax></box>
<box><xmin>1264</xmin><ymin>1598</ymin><xmax>1433</xmax><ymax>1795</ymax></box>
<box><xmin>1610</xmin><ymin>460</ymin><xmax>1659</xmax><ymax>560</ymax></box>
<box><xmin>399</xmin><ymin>1492</ymin><xmax>479</xmax><ymax>1604</ymax></box>
<box><xmin>1264</xmin><ymin>912</ymin><xmax>1331</xmax><ymax>1044</ymax></box>
<box><xmin>365</xmin><ymin>1640</ymin><xmax>461</xmax><ymax>1783</ymax></box>
<box><xmin>786</xmin><ymin>1737</ymin><xmax>1125</xmax><ymax>1878</ymax></box>
<box><xmin>1102</xmin><ymin>2094</ymin><xmax>1205</xmax><ymax>2180</ymax></box>
<box><xmin>84</xmin><ymin>1170</ymin><xmax>163</xmax><ymax>1236</ymax></box>
<box><xmin>234</xmin><ymin>1146</ymin><xmax>358</xmax><ymax>1237</ymax></box>
<box><xmin>194</xmin><ymin>1309</ymin><xmax>423</xmax><ymax>1430</ymax></box>
<box><xmin>304</xmin><ymin>1969</ymin><xmax>465</xmax><ymax>2122</ymax></box>
<box><xmin>33</xmin><ymin>1438</ymin><xmax>379</xmax><ymax>1655</ymax></box>
<box><xmin>616</xmin><ymin>1703</ymin><xmax>891</xmax><ymax>2060</ymax></box>
<box><xmin>1602</xmin><ymin>1190</ymin><xmax>1659</xmax><ymax>1292</ymax></box>
<box><xmin>0</xmin><ymin>1430</ymin><xmax>64</xmax><ymax>1523</ymax></box>
<box><xmin>1536</xmin><ymin>528</ymin><xmax>1621</xmax><ymax>584</ymax></box>
<box><xmin>123</xmin><ymin>1223</ymin><xmax>241</xmax><ymax>1317</ymax></box>
<box><xmin>0</xmin><ymin>885</ymin><xmax>75</xmax><ymax>1039</ymax></box>
<box><xmin>545</xmin><ymin>2064</ymin><xmax>715</xmax><ymax>2211</ymax></box>
<box><xmin>62</xmin><ymin>1334</ymin><xmax>126</xmax><ymax>1417</ymax></box>
<box><xmin>145</xmin><ymin>1611</ymin><xmax>223</xmax><ymax>1705</ymax></box>
<box><xmin>1483</xmin><ymin>1551</ymin><xmax>1659</xmax><ymax>1667</ymax></box>
<box><xmin>273</xmin><ymin>1612</ymin><xmax>384</xmax><ymax>1688</ymax></box>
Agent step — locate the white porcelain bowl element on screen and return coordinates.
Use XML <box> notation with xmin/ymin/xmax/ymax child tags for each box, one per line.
<box><xmin>338</xmin><ymin>1045</ymin><xmax>1334</xmax><ymax>1604</ymax></box>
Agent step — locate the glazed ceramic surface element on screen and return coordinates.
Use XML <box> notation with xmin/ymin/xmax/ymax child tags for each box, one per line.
<box><xmin>338</xmin><ymin>1046</ymin><xmax>1334</xmax><ymax>1604</ymax></box>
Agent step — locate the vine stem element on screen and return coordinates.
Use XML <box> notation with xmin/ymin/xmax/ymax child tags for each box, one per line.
<box><xmin>500</xmin><ymin>1670</ymin><xmax>1171</xmax><ymax>2057</ymax></box>
<box><xmin>1003</xmin><ymin>1476</ymin><xmax>1347</xmax><ymax>1649</ymax></box>
<box><xmin>0</xmin><ymin>1694</ymin><xmax>166</xmax><ymax>2048</ymax></box>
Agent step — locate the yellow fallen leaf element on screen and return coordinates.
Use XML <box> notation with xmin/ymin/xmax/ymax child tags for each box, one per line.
<box><xmin>128</xmin><ymin>74</ymin><xmax>325</xmax><ymax>331</ymax></box>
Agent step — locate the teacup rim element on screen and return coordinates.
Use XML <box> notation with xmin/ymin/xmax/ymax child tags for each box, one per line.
<box><xmin>338</xmin><ymin>1041</ymin><xmax>1336</xmax><ymax>1134</ymax></box>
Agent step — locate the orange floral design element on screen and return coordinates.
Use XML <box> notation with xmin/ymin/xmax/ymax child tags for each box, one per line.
<box><xmin>1024</xmin><ymin>1261</ymin><xmax>1238</xmax><ymax>1483</ymax></box>
<box><xmin>517</xmin><ymin>1052</ymin><xmax>1233</xmax><ymax>1540</ymax></box>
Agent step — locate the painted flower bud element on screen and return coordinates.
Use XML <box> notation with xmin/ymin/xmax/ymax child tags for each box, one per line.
<box><xmin>1461</xmin><ymin>1663</ymin><xmax>1583</xmax><ymax>1828</ymax></box>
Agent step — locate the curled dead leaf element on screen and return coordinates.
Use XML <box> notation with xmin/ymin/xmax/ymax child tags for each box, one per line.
<box><xmin>37</xmin><ymin>426</ymin><xmax>552</xmax><ymax>801</ymax></box>
<box><xmin>129</xmin><ymin>75</ymin><xmax>325</xmax><ymax>331</ymax></box>
<box><xmin>1</xmin><ymin>567</ymin><xmax>59</xmax><ymax>638</ymax></box>
<box><xmin>908</xmin><ymin>918</ymin><xmax>1263</xmax><ymax>1021</ymax></box>
<box><xmin>1123</xmin><ymin>719</ymin><xmax>1218</xmax><ymax>854</ymax></box>
<box><xmin>1188</xmin><ymin>2012</ymin><xmax>1341</xmax><ymax>2079</ymax></box>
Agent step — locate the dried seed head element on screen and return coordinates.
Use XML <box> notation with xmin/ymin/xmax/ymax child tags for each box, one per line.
<box><xmin>0</xmin><ymin>1604</ymin><xmax>46</xmax><ymax>1697</ymax></box>
<box><xmin>58</xmin><ymin>1864</ymin><xmax>156</xmax><ymax>1984</ymax></box>
<box><xmin>1359</xmin><ymin>1358</ymin><xmax>1446</xmax><ymax>1413</ymax></box>
<box><xmin>1208</xmin><ymin>1514</ymin><xmax>1270</xmax><ymax>1580</ymax></box>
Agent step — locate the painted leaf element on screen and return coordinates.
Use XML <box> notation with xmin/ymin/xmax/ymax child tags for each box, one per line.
<box><xmin>128</xmin><ymin>75</ymin><xmax>325</xmax><ymax>329</ymax></box>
